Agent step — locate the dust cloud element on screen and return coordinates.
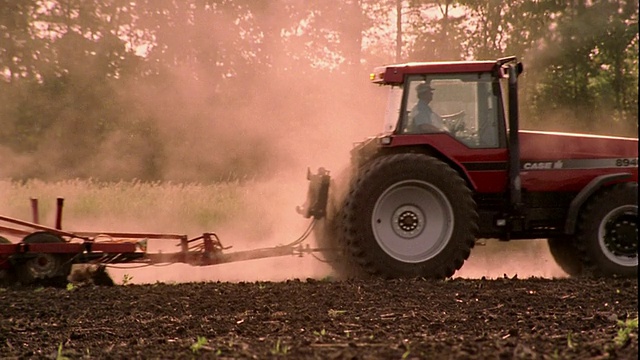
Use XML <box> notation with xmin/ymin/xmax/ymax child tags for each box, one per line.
<box><xmin>520</xmin><ymin>106</ymin><xmax>638</xmax><ymax>138</ymax></box>
<box><xmin>102</xmin><ymin>238</ymin><xmax>570</xmax><ymax>285</ymax></box>
<box><xmin>101</xmin><ymin>47</ymin><xmax>384</xmax><ymax>282</ymax></box>
<box><xmin>0</xmin><ymin>4</ymin><xmax>386</xmax><ymax>283</ymax></box>
<box><xmin>2</xmin><ymin>5</ymin><xmax>613</xmax><ymax>284</ymax></box>
<box><xmin>455</xmin><ymin>240</ymin><xmax>568</xmax><ymax>279</ymax></box>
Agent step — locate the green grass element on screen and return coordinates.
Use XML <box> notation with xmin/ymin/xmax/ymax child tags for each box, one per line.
<box><xmin>122</xmin><ymin>274</ymin><xmax>134</xmax><ymax>285</ymax></box>
<box><xmin>56</xmin><ymin>343</ymin><xmax>70</xmax><ymax>360</ymax></box>
<box><xmin>614</xmin><ymin>317</ymin><xmax>639</xmax><ymax>347</ymax></box>
<box><xmin>0</xmin><ymin>178</ymin><xmax>247</xmax><ymax>234</ymax></box>
<box><xmin>270</xmin><ymin>339</ymin><xmax>289</xmax><ymax>355</ymax></box>
<box><xmin>190</xmin><ymin>336</ymin><xmax>208</xmax><ymax>353</ymax></box>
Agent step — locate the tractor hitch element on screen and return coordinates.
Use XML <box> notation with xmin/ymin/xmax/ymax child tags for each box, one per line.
<box><xmin>296</xmin><ymin>167</ymin><xmax>331</xmax><ymax>220</ymax></box>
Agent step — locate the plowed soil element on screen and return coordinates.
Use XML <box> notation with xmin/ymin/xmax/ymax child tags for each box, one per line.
<box><xmin>0</xmin><ymin>277</ymin><xmax>637</xmax><ymax>359</ymax></box>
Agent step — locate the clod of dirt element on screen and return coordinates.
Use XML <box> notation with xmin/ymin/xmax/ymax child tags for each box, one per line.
<box><xmin>67</xmin><ymin>264</ymin><xmax>115</xmax><ymax>286</ymax></box>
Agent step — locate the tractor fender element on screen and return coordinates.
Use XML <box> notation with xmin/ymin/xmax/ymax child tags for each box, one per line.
<box><xmin>564</xmin><ymin>173</ymin><xmax>632</xmax><ymax>234</ymax></box>
<box><xmin>376</xmin><ymin>145</ymin><xmax>479</xmax><ymax>191</ymax></box>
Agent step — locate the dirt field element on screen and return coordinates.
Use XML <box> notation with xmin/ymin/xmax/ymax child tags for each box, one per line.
<box><xmin>0</xmin><ymin>277</ymin><xmax>637</xmax><ymax>359</ymax></box>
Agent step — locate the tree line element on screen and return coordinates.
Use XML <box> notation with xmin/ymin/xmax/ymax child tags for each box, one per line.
<box><xmin>0</xmin><ymin>0</ymin><xmax>637</xmax><ymax>182</ymax></box>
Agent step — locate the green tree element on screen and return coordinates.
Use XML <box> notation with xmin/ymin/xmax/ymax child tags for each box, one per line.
<box><xmin>0</xmin><ymin>0</ymin><xmax>42</xmax><ymax>82</ymax></box>
<box><xmin>402</xmin><ymin>0</ymin><xmax>465</xmax><ymax>61</ymax></box>
<box><xmin>526</xmin><ymin>0</ymin><xmax>638</xmax><ymax>135</ymax></box>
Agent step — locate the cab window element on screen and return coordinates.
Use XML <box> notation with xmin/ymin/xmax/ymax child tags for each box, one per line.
<box><xmin>400</xmin><ymin>73</ymin><xmax>502</xmax><ymax>149</ymax></box>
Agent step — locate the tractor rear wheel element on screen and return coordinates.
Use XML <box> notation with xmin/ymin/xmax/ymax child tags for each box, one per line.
<box><xmin>340</xmin><ymin>154</ymin><xmax>478</xmax><ymax>279</ymax></box>
<box><xmin>17</xmin><ymin>232</ymin><xmax>72</xmax><ymax>286</ymax></box>
<box><xmin>576</xmin><ymin>183</ymin><xmax>637</xmax><ymax>278</ymax></box>
<box><xmin>547</xmin><ymin>238</ymin><xmax>583</xmax><ymax>276</ymax></box>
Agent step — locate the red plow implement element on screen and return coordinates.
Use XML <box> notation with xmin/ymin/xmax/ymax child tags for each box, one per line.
<box><xmin>0</xmin><ymin>197</ymin><xmax>319</xmax><ymax>286</ymax></box>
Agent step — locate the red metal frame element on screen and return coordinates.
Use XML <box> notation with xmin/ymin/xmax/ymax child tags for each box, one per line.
<box><xmin>0</xmin><ymin>213</ymin><xmax>182</xmax><ymax>257</ymax></box>
<box><xmin>0</xmin><ymin>199</ymin><xmax>318</xmax><ymax>274</ymax></box>
<box><xmin>383</xmin><ymin>130</ymin><xmax>638</xmax><ymax>193</ymax></box>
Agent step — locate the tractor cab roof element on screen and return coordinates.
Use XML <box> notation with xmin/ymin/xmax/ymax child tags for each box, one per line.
<box><xmin>370</xmin><ymin>56</ymin><xmax>518</xmax><ymax>85</ymax></box>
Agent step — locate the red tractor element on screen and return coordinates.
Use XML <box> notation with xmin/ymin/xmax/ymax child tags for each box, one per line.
<box><xmin>299</xmin><ymin>56</ymin><xmax>638</xmax><ymax>279</ymax></box>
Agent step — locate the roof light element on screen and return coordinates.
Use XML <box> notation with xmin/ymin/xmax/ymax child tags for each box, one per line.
<box><xmin>370</xmin><ymin>72</ymin><xmax>385</xmax><ymax>82</ymax></box>
<box><xmin>379</xmin><ymin>136</ymin><xmax>392</xmax><ymax>145</ymax></box>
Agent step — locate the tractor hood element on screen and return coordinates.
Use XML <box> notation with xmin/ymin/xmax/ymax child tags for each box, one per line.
<box><xmin>520</xmin><ymin>130</ymin><xmax>638</xmax><ymax>161</ymax></box>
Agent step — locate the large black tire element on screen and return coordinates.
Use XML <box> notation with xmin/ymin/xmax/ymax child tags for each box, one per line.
<box><xmin>547</xmin><ymin>237</ymin><xmax>583</xmax><ymax>276</ymax></box>
<box><xmin>575</xmin><ymin>183</ymin><xmax>637</xmax><ymax>278</ymax></box>
<box><xmin>340</xmin><ymin>153</ymin><xmax>478</xmax><ymax>279</ymax></box>
<box><xmin>17</xmin><ymin>232</ymin><xmax>72</xmax><ymax>286</ymax></box>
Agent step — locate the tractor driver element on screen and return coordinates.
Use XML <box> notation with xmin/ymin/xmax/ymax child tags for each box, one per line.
<box><xmin>408</xmin><ymin>82</ymin><xmax>447</xmax><ymax>133</ymax></box>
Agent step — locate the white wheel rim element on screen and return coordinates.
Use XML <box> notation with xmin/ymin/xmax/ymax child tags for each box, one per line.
<box><xmin>372</xmin><ymin>180</ymin><xmax>454</xmax><ymax>263</ymax></box>
<box><xmin>598</xmin><ymin>204</ymin><xmax>638</xmax><ymax>267</ymax></box>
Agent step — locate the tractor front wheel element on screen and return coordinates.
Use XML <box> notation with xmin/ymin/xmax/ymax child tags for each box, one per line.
<box><xmin>576</xmin><ymin>183</ymin><xmax>638</xmax><ymax>278</ymax></box>
<box><xmin>340</xmin><ymin>154</ymin><xmax>478</xmax><ymax>279</ymax></box>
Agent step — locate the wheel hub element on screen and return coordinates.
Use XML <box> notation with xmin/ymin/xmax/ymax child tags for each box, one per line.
<box><xmin>604</xmin><ymin>213</ymin><xmax>638</xmax><ymax>257</ymax></box>
<box><xmin>372</xmin><ymin>180</ymin><xmax>454</xmax><ymax>263</ymax></box>
<box><xmin>26</xmin><ymin>253</ymin><xmax>61</xmax><ymax>279</ymax></box>
<box><xmin>599</xmin><ymin>206</ymin><xmax>638</xmax><ymax>266</ymax></box>
<box><xmin>392</xmin><ymin>206</ymin><xmax>425</xmax><ymax>238</ymax></box>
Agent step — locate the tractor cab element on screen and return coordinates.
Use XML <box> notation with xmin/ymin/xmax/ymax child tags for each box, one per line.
<box><xmin>373</xmin><ymin>58</ymin><xmax>516</xmax><ymax>150</ymax></box>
